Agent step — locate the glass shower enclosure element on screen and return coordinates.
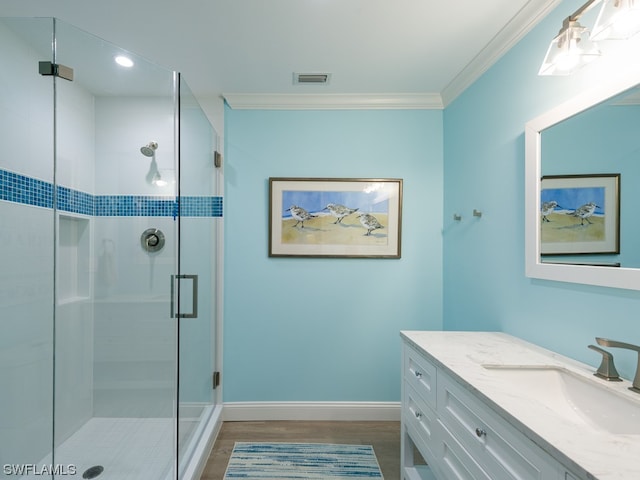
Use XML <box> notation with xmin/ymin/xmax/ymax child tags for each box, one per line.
<box><xmin>0</xmin><ymin>17</ymin><xmax>221</xmax><ymax>479</ymax></box>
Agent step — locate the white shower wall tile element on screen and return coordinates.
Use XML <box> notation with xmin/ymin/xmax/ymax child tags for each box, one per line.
<box><xmin>0</xmin><ymin>19</ymin><xmax>54</xmax><ymax>183</ymax></box>
<box><xmin>93</xmin><ymin>216</ymin><xmax>176</xmax><ymax>299</ymax></box>
<box><xmin>95</xmin><ymin>97</ymin><xmax>176</xmax><ymax>197</ymax></box>
<box><xmin>0</xmin><ymin>202</ymin><xmax>54</xmax><ymax>467</ymax></box>
<box><xmin>92</xmin><ymin>215</ymin><xmax>177</xmax><ymax>418</ymax></box>
<box><xmin>56</xmin><ymin>79</ymin><xmax>96</xmax><ymax>194</ymax></box>
<box><xmin>179</xmin><ymin>106</ymin><xmax>216</xmax><ymax>197</ymax></box>
<box><xmin>54</xmin><ymin>299</ymin><xmax>94</xmax><ymax>445</ymax></box>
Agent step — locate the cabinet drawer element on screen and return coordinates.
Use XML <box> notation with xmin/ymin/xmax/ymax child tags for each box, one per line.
<box><xmin>438</xmin><ymin>372</ymin><xmax>559</xmax><ymax>480</ymax></box>
<box><xmin>404</xmin><ymin>382</ymin><xmax>437</xmax><ymax>450</ymax></box>
<box><xmin>404</xmin><ymin>345</ymin><xmax>437</xmax><ymax>410</ymax></box>
<box><xmin>435</xmin><ymin>419</ymin><xmax>492</xmax><ymax>480</ymax></box>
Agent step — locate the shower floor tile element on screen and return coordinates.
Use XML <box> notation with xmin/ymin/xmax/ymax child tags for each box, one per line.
<box><xmin>39</xmin><ymin>418</ymin><xmax>175</xmax><ymax>480</ymax></box>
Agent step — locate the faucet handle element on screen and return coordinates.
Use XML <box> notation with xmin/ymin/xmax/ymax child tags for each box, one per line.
<box><xmin>588</xmin><ymin>345</ymin><xmax>622</xmax><ymax>381</ymax></box>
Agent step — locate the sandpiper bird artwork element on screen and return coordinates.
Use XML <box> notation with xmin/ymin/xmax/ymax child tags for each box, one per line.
<box><xmin>286</xmin><ymin>205</ymin><xmax>316</xmax><ymax>228</ymax></box>
<box><xmin>357</xmin><ymin>213</ymin><xmax>384</xmax><ymax>236</ymax></box>
<box><xmin>323</xmin><ymin>203</ymin><xmax>359</xmax><ymax>224</ymax></box>
<box><xmin>541</xmin><ymin>201</ymin><xmax>559</xmax><ymax>222</ymax></box>
<box><xmin>569</xmin><ymin>202</ymin><xmax>599</xmax><ymax>225</ymax></box>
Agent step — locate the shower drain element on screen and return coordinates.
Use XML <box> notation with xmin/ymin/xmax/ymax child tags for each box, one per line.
<box><xmin>82</xmin><ymin>465</ymin><xmax>104</xmax><ymax>479</ymax></box>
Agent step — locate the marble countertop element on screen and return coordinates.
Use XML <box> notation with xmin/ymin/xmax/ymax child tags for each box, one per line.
<box><xmin>400</xmin><ymin>331</ymin><xmax>640</xmax><ymax>480</ymax></box>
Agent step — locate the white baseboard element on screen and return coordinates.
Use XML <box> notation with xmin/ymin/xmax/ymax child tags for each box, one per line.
<box><xmin>222</xmin><ymin>401</ymin><xmax>401</xmax><ymax>422</ymax></box>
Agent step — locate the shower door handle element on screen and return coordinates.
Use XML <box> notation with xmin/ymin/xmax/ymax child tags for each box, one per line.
<box><xmin>170</xmin><ymin>274</ymin><xmax>198</xmax><ymax>318</ymax></box>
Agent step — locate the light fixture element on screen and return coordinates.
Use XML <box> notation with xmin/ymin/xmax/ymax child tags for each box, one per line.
<box><xmin>539</xmin><ymin>18</ymin><xmax>601</xmax><ymax>75</ymax></box>
<box><xmin>591</xmin><ymin>0</ymin><xmax>640</xmax><ymax>40</ymax></box>
<box><xmin>539</xmin><ymin>0</ymin><xmax>640</xmax><ymax>76</ymax></box>
<box><xmin>114</xmin><ymin>55</ymin><xmax>134</xmax><ymax>68</ymax></box>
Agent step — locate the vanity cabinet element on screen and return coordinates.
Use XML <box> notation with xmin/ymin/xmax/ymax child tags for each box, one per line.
<box><xmin>401</xmin><ymin>340</ymin><xmax>578</xmax><ymax>480</ymax></box>
<box><xmin>402</xmin><ymin>345</ymin><xmax>439</xmax><ymax>479</ymax></box>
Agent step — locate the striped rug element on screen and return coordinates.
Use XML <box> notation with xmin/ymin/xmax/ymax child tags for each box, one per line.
<box><xmin>223</xmin><ymin>442</ymin><xmax>384</xmax><ymax>479</ymax></box>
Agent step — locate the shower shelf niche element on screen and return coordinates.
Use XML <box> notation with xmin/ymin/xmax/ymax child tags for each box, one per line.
<box><xmin>57</xmin><ymin>213</ymin><xmax>91</xmax><ymax>304</ymax></box>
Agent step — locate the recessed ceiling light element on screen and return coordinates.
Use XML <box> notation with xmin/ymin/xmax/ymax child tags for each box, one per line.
<box><xmin>115</xmin><ymin>55</ymin><xmax>134</xmax><ymax>68</ymax></box>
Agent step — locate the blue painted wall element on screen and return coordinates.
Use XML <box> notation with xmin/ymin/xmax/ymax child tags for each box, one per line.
<box><xmin>224</xmin><ymin>1</ymin><xmax>640</xmax><ymax>402</ymax></box>
<box><xmin>224</xmin><ymin>109</ymin><xmax>443</xmax><ymax>402</ymax></box>
<box><xmin>443</xmin><ymin>0</ymin><xmax>640</xmax><ymax>379</ymax></box>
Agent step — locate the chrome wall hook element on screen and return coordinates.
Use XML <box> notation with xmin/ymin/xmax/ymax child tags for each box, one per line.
<box><xmin>473</xmin><ymin>209</ymin><xmax>482</xmax><ymax>218</ymax></box>
<box><xmin>453</xmin><ymin>213</ymin><xmax>462</xmax><ymax>221</ymax></box>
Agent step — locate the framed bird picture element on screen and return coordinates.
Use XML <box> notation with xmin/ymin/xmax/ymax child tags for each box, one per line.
<box><xmin>268</xmin><ymin>177</ymin><xmax>403</xmax><ymax>258</ymax></box>
<box><xmin>540</xmin><ymin>174</ymin><xmax>620</xmax><ymax>255</ymax></box>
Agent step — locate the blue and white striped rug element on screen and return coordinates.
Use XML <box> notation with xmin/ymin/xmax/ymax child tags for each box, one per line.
<box><xmin>223</xmin><ymin>442</ymin><xmax>384</xmax><ymax>479</ymax></box>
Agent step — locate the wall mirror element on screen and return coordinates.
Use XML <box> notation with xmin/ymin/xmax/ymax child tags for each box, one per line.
<box><xmin>525</xmin><ymin>71</ymin><xmax>640</xmax><ymax>291</ymax></box>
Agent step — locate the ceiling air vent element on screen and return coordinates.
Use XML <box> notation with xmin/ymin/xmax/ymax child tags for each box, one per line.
<box><xmin>293</xmin><ymin>73</ymin><xmax>331</xmax><ymax>85</ymax></box>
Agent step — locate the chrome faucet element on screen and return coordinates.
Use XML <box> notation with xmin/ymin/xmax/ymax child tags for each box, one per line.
<box><xmin>588</xmin><ymin>344</ymin><xmax>621</xmax><ymax>381</ymax></box>
<box><xmin>596</xmin><ymin>337</ymin><xmax>640</xmax><ymax>393</ymax></box>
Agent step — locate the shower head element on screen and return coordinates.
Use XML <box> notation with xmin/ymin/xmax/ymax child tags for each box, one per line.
<box><xmin>140</xmin><ymin>141</ymin><xmax>158</xmax><ymax>157</ymax></box>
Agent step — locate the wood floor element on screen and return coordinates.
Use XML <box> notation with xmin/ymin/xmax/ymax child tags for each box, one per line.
<box><xmin>199</xmin><ymin>421</ymin><xmax>401</xmax><ymax>480</ymax></box>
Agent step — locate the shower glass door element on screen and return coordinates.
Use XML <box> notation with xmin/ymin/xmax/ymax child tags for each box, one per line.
<box><xmin>53</xmin><ymin>20</ymin><xmax>179</xmax><ymax>479</ymax></box>
<box><xmin>0</xmin><ymin>17</ymin><xmax>56</xmax><ymax>475</ymax></box>
<box><xmin>0</xmin><ymin>17</ymin><xmax>218</xmax><ymax>479</ymax></box>
<box><xmin>176</xmin><ymin>76</ymin><xmax>218</xmax><ymax>476</ymax></box>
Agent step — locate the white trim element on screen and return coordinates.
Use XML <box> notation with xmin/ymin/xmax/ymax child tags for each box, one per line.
<box><xmin>181</xmin><ymin>404</ymin><xmax>224</xmax><ymax>480</ymax></box>
<box><xmin>441</xmin><ymin>0</ymin><xmax>562</xmax><ymax>106</ymax></box>
<box><xmin>222</xmin><ymin>401</ymin><xmax>401</xmax><ymax>422</ymax></box>
<box><xmin>222</xmin><ymin>93</ymin><xmax>443</xmax><ymax>110</ymax></box>
<box><xmin>525</xmin><ymin>65</ymin><xmax>640</xmax><ymax>291</ymax></box>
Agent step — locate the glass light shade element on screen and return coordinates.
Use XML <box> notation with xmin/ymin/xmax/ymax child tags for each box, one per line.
<box><xmin>591</xmin><ymin>0</ymin><xmax>640</xmax><ymax>40</ymax></box>
<box><xmin>539</xmin><ymin>22</ymin><xmax>601</xmax><ymax>75</ymax></box>
<box><xmin>114</xmin><ymin>55</ymin><xmax>134</xmax><ymax>68</ymax></box>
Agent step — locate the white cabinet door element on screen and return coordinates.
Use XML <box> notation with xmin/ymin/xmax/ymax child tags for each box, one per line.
<box><xmin>437</xmin><ymin>371</ymin><xmax>560</xmax><ymax>480</ymax></box>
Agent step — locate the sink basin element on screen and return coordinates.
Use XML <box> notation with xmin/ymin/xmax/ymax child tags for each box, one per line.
<box><xmin>481</xmin><ymin>365</ymin><xmax>640</xmax><ymax>435</ymax></box>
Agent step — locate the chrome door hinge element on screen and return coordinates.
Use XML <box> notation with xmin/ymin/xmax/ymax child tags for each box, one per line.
<box><xmin>213</xmin><ymin>371</ymin><xmax>220</xmax><ymax>389</ymax></box>
<box><xmin>39</xmin><ymin>61</ymin><xmax>74</xmax><ymax>81</ymax></box>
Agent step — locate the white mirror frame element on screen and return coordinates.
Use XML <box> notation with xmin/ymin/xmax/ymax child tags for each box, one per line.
<box><xmin>525</xmin><ymin>72</ymin><xmax>640</xmax><ymax>291</ymax></box>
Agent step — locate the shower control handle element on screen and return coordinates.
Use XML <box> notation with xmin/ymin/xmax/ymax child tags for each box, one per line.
<box><xmin>170</xmin><ymin>274</ymin><xmax>199</xmax><ymax>319</ymax></box>
<box><xmin>147</xmin><ymin>234</ymin><xmax>159</xmax><ymax>247</ymax></box>
<box><xmin>141</xmin><ymin>228</ymin><xmax>165</xmax><ymax>253</ymax></box>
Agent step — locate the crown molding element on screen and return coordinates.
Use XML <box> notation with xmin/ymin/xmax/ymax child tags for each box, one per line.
<box><xmin>222</xmin><ymin>93</ymin><xmax>443</xmax><ymax>110</ymax></box>
<box><xmin>441</xmin><ymin>0</ymin><xmax>563</xmax><ymax>106</ymax></box>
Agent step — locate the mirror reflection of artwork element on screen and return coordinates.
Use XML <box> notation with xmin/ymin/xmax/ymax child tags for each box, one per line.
<box><xmin>540</xmin><ymin>174</ymin><xmax>620</xmax><ymax>255</ymax></box>
<box><xmin>538</xmin><ymin>84</ymin><xmax>639</xmax><ymax>268</ymax></box>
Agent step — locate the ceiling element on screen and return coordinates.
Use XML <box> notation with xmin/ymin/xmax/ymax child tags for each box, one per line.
<box><xmin>0</xmin><ymin>0</ymin><xmax>560</xmax><ymax>112</ymax></box>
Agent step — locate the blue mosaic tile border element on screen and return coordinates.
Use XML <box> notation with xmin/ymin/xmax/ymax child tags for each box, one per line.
<box><xmin>95</xmin><ymin>195</ymin><xmax>177</xmax><ymax>217</ymax></box>
<box><xmin>0</xmin><ymin>168</ymin><xmax>223</xmax><ymax>217</ymax></box>
<box><xmin>0</xmin><ymin>169</ymin><xmax>53</xmax><ymax>208</ymax></box>
<box><xmin>57</xmin><ymin>186</ymin><xmax>94</xmax><ymax>215</ymax></box>
<box><xmin>179</xmin><ymin>196</ymin><xmax>223</xmax><ymax>217</ymax></box>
